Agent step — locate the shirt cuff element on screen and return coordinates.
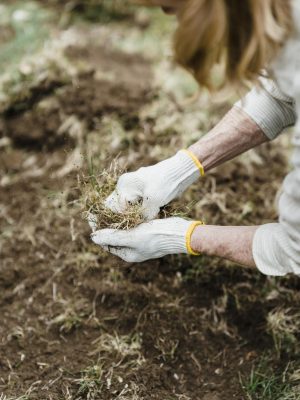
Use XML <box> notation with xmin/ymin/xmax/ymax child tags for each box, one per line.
<box><xmin>252</xmin><ymin>223</ymin><xmax>298</xmax><ymax>276</ymax></box>
<box><xmin>235</xmin><ymin>79</ymin><xmax>296</xmax><ymax>141</ymax></box>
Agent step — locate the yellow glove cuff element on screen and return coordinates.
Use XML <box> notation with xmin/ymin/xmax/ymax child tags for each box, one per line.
<box><xmin>186</xmin><ymin>221</ymin><xmax>205</xmax><ymax>256</ymax></box>
<box><xmin>181</xmin><ymin>149</ymin><xmax>205</xmax><ymax>177</ymax></box>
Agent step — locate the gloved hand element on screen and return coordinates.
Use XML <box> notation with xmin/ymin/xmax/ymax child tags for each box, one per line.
<box><xmin>105</xmin><ymin>150</ymin><xmax>204</xmax><ymax>220</ymax></box>
<box><xmin>91</xmin><ymin>217</ymin><xmax>204</xmax><ymax>262</ymax></box>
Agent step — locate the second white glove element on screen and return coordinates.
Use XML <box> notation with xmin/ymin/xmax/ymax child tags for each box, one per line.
<box><xmin>91</xmin><ymin>217</ymin><xmax>204</xmax><ymax>262</ymax></box>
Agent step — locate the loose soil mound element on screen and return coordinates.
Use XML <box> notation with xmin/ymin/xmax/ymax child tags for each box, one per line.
<box><xmin>0</xmin><ymin>44</ymin><xmax>153</xmax><ymax>149</ymax></box>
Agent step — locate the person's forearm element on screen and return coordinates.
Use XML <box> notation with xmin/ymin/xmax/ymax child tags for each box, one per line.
<box><xmin>189</xmin><ymin>106</ymin><xmax>268</xmax><ymax>172</ymax></box>
<box><xmin>191</xmin><ymin>225</ymin><xmax>259</xmax><ymax>268</ymax></box>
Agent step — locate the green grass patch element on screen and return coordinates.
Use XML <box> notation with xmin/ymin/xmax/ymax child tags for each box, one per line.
<box><xmin>241</xmin><ymin>358</ymin><xmax>300</xmax><ymax>400</ymax></box>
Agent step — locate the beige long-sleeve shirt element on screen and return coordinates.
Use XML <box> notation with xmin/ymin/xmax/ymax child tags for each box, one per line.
<box><xmin>235</xmin><ymin>0</ymin><xmax>300</xmax><ymax>276</ymax></box>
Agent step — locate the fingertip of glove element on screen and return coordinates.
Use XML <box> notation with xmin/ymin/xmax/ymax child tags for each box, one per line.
<box><xmin>91</xmin><ymin>229</ymin><xmax>123</xmax><ymax>247</ymax></box>
<box><xmin>91</xmin><ymin>230</ymin><xmax>106</xmax><ymax>245</ymax></box>
<box><xmin>90</xmin><ymin>231</ymin><xmax>99</xmax><ymax>244</ymax></box>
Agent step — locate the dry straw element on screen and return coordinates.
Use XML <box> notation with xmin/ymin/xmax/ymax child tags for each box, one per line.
<box><xmin>80</xmin><ymin>162</ymin><xmax>186</xmax><ymax>231</ymax></box>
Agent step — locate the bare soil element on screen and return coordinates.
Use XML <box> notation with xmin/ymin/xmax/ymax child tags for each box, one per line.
<box><xmin>1</xmin><ymin>22</ymin><xmax>300</xmax><ymax>400</ymax></box>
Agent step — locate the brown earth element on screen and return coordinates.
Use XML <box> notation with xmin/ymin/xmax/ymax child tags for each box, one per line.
<box><xmin>1</xmin><ymin>37</ymin><xmax>300</xmax><ymax>400</ymax></box>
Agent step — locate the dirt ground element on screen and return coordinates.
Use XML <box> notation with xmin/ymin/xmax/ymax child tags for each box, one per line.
<box><xmin>1</xmin><ymin>2</ymin><xmax>300</xmax><ymax>400</ymax></box>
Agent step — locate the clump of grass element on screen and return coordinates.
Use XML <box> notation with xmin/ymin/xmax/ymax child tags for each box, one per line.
<box><xmin>267</xmin><ymin>308</ymin><xmax>300</xmax><ymax>356</ymax></box>
<box><xmin>81</xmin><ymin>163</ymin><xmax>145</xmax><ymax>230</ymax></box>
<box><xmin>90</xmin><ymin>332</ymin><xmax>145</xmax><ymax>373</ymax></box>
<box><xmin>80</xmin><ymin>161</ymin><xmax>187</xmax><ymax>231</ymax></box>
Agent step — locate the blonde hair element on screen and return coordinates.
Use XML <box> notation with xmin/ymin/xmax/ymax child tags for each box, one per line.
<box><xmin>135</xmin><ymin>0</ymin><xmax>293</xmax><ymax>92</ymax></box>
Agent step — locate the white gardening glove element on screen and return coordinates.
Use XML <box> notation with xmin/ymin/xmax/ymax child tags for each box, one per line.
<box><xmin>105</xmin><ymin>150</ymin><xmax>204</xmax><ymax>220</ymax></box>
<box><xmin>91</xmin><ymin>217</ymin><xmax>204</xmax><ymax>262</ymax></box>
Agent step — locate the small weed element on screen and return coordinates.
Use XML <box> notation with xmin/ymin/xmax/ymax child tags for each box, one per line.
<box><xmin>50</xmin><ymin>298</ymin><xmax>89</xmax><ymax>333</ymax></box>
<box><xmin>76</xmin><ymin>364</ymin><xmax>104</xmax><ymax>399</ymax></box>
<box><xmin>154</xmin><ymin>337</ymin><xmax>179</xmax><ymax>361</ymax></box>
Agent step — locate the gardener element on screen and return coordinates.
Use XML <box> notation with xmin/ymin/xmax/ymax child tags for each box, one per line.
<box><xmin>92</xmin><ymin>0</ymin><xmax>300</xmax><ymax>276</ymax></box>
